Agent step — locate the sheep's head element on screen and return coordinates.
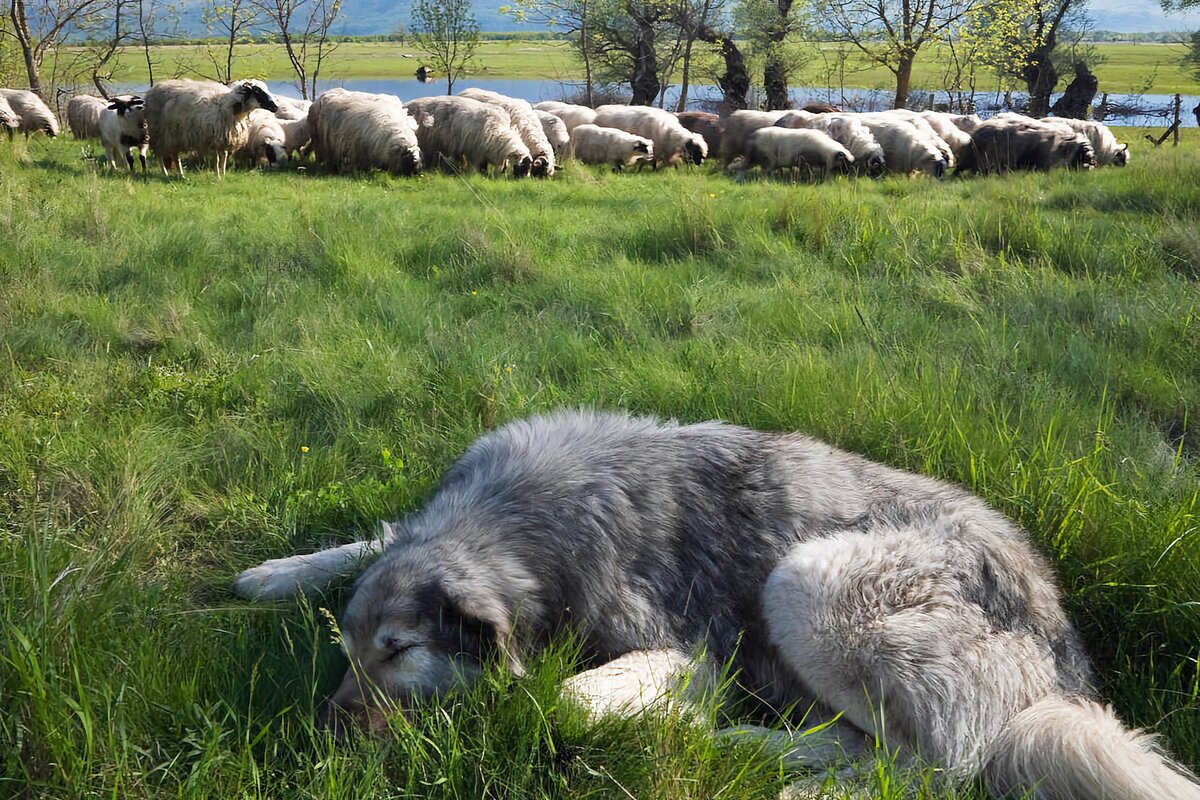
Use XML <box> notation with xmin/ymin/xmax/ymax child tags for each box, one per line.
<box><xmin>684</xmin><ymin>136</ymin><xmax>707</xmax><ymax>166</ymax></box>
<box><xmin>1114</xmin><ymin>143</ymin><xmax>1129</xmax><ymax>166</ymax></box>
<box><xmin>531</xmin><ymin>156</ymin><xmax>553</xmax><ymax>178</ymax></box>
<box><xmin>865</xmin><ymin>153</ymin><xmax>886</xmax><ymax>178</ymax></box>
<box><xmin>512</xmin><ymin>155</ymin><xmax>532</xmax><ymax>178</ymax></box>
<box><xmin>107</xmin><ymin>95</ymin><xmax>145</xmax><ymax>117</ymax></box>
<box><xmin>834</xmin><ymin>151</ymin><xmax>855</xmax><ymax>174</ymax></box>
<box><xmin>393</xmin><ymin>144</ymin><xmax>422</xmax><ymax>176</ymax></box>
<box><xmin>232</xmin><ymin>80</ymin><xmax>279</xmax><ymax>114</ymax></box>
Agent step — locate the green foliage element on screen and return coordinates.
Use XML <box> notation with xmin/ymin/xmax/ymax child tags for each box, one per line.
<box><xmin>1</xmin><ymin>134</ymin><xmax>1199</xmax><ymax>798</ymax></box>
<box><xmin>411</xmin><ymin>0</ymin><xmax>481</xmax><ymax>93</ymax></box>
<box><xmin>1184</xmin><ymin>30</ymin><xmax>1200</xmax><ymax>81</ymax></box>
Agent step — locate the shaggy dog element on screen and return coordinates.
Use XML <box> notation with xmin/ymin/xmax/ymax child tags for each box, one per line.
<box><xmin>233</xmin><ymin>409</ymin><xmax>1200</xmax><ymax>799</ymax></box>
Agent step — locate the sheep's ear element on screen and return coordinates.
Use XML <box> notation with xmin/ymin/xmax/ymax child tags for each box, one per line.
<box><xmin>418</xmin><ymin>112</ymin><xmax>434</xmax><ymax>128</ymax></box>
<box><xmin>107</xmin><ymin>101</ymin><xmax>121</xmax><ymax>110</ymax></box>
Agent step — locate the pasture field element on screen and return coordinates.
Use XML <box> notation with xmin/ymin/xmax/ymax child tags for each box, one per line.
<box><xmin>1</xmin><ymin>131</ymin><xmax>1199</xmax><ymax>799</ymax></box>
<box><xmin>82</xmin><ymin>39</ymin><xmax>1200</xmax><ymax>97</ymax></box>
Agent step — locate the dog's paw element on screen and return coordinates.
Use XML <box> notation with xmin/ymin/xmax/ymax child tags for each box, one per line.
<box><xmin>231</xmin><ymin>558</ymin><xmax>309</xmax><ymax>600</ymax></box>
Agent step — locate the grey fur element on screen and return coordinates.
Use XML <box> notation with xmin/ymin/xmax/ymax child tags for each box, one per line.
<box><xmin>233</xmin><ymin>409</ymin><xmax>1200</xmax><ymax>799</ymax></box>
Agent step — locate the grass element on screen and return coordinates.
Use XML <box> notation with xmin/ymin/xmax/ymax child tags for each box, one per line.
<box><xmin>1</xmin><ymin>130</ymin><xmax>1198</xmax><ymax>799</ymax></box>
<box><xmin>64</xmin><ymin>39</ymin><xmax>1200</xmax><ymax>97</ymax></box>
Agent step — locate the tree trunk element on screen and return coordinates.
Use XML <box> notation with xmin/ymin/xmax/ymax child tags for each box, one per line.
<box><xmin>11</xmin><ymin>0</ymin><xmax>44</xmax><ymax>96</ymax></box>
<box><xmin>1049</xmin><ymin>61</ymin><xmax>1096</xmax><ymax>118</ymax></box>
<box><xmin>695</xmin><ymin>25</ymin><xmax>748</xmax><ymax>113</ymax></box>
<box><xmin>630</xmin><ymin>35</ymin><xmax>659</xmax><ymax>105</ymax></box>
<box><xmin>764</xmin><ymin>59</ymin><xmax>789</xmax><ymax>110</ymax></box>
<box><xmin>893</xmin><ymin>51</ymin><xmax>914</xmax><ymax>109</ymax></box>
<box><xmin>676</xmin><ymin>34</ymin><xmax>695</xmax><ymax>112</ymax></box>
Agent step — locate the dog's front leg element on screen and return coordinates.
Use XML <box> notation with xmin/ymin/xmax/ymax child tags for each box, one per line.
<box><xmin>232</xmin><ymin>539</ymin><xmax>383</xmax><ymax>600</ymax></box>
<box><xmin>562</xmin><ymin>649</ymin><xmax>712</xmax><ymax>720</ymax></box>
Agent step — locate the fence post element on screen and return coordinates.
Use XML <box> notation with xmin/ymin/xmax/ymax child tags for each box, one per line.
<box><xmin>1174</xmin><ymin>94</ymin><xmax>1181</xmax><ymax>147</ymax></box>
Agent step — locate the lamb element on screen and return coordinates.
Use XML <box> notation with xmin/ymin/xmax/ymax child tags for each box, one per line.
<box><xmin>67</xmin><ymin>94</ymin><xmax>107</xmax><ymax>139</ymax></box>
<box><xmin>0</xmin><ymin>89</ymin><xmax>60</xmax><ymax>137</ymax></box>
<box><xmin>592</xmin><ymin>104</ymin><xmax>708</xmax><ymax>168</ymax></box>
<box><xmin>715</xmin><ymin>109</ymin><xmax>788</xmax><ymax>165</ymax></box>
<box><xmin>568</xmin><ymin>123</ymin><xmax>654</xmax><ymax>171</ymax></box>
<box><xmin>849</xmin><ymin>114</ymin><xmax>948</xmax><ymax>178</ymax></box>
<box><xmin>535</xmin><ymin>110</ymin><xmax>570</xmax><ymax>158</ymax></box>
<box><xmin>307</xmin><ymin>88</ymin><xmax>422</xmax><ymax>176</ymax></box>
<box><xmin>1040</xmin><ymin>116</ymin><xmax>1129</xmax><ymax>166</ymax></box>
<box><xmin>957</xmin><ymin>119</ymin><xmax>1096</xmax><ymax>174</ymax></box>
<box><xmin>732</xmin><ymin>127</ymin><xmax>854</xmax><ymax>178</ymax></box>
<box><xmin>776</xmin><ymin>111</ymin><xmax>885</xmax><ymax>176</ymax></box>
<box><xmin>675</xmin><ymin>111</ymin><xmax>724</xmax><ymax>157</ymax></box>
<box><xmin>143</xmin><ymin>78</ymin><xmax>279</xmax><ymax>177</ymax></box>
<box><xmin>237</xmin><ymin>108</ymin><xmax>288</xmax><ymax>168</ymax></box>
<box><xmin>0</xmin><ymin>93</ymin><xmax>20</xmax><ymax>138</ymax></box>
<box><xmin>459</xmin><ymin>87</ymin><xmax>556</xmax><ymax>177</ymax></box>
<box><xmin>99</xmin><ymin>95</ymin><xmax>149</xmax><ymax>172</ymax></box>
<box><xmin>537</xmin><ymin>102</ymin><xmax>597</xmax><ymax>135</ymax></box>
<box><xmin>405</xmin><ymin>95</ymin><xmax>532</xmax><ymax>177</ymax></box>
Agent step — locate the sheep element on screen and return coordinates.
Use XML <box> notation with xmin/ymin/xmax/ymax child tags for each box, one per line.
<box><xmin>99</xmin><ymin>95</ymin><xmax>149</xmax><ymax>172</ymax></box>
<box><xmin>0</xmin><ymin>93</ymin><xmax>20</xmax><ymax>138</ymax></box>
<box><xmin>714</xmin><ymin>109</ymin><xmax>787</xmax><ymax>165</ymax></box>
<box><xmin>675</xmin><ymin>111</ymin><xmax>724</xmax><ymax>157</ymax></box>
<box><xmin>569</xmin><ymin>123</ymin><xmax>654</xmax><ymax>171</ymax></box>
<box><xmin>732</xmin><ymin>127</ymin><xmax>854</xmax><ymax>179</ymax></box>
<box><xmin>876</xmin><ymin>109</ymin><xmax>957</xmax><ymax>169</ymax></box>
<box><xmin>592</xmin><ymin>104</ymin><xmax>708</xmax><ymax>168</ymax></box>
<box><xmin>914</xmin><ymin>110</ymin><xmax>976</xmax><ymax>164</ymax></box>
<box><xmin>405</xmin><ymin>95</ymin><xmax>532</xmax><ymax>177</ymax></box>
<box><xmin>957</xmin><ymin>119</ymin><xmax>1096</xmax><ymax>174</ymax></box>
<box><xmin>776</xmin><ymin>111</ymin><xmax>885</xmax><ymax>177</ymax></box>
<box><xmin>307</xmin><ymin>88</ymin><xmax>422</xmax><ymax>176</ymax></box>
<box><xmin>273</xmin><ymin>96</ymin><xmax>311</xmax><ymax>121</ymax></box>
<box><xmin>67</xmin><ymin>94</ymin><xmax>107</xmax><ymax>139</ymax></box>
<box><xmin>987</xmin><ymin>113</ymin><xmax>1098</xmax><ymax>167</ymax></box>
<box><xmin>921</xmin><ymin>110</ymin><xmax>982</xmax><ymax>134</ymax></box>
<box><xmin>540</xmin><ymin>102</ymin><xmax>597</xmax><ymax>135</ymax></box>
<box><xmin>536</xmin><ymin>109</ymin><xmax>570</xmax><ymax>158</ymax></box>
<box><xmin>1040</xmin><ymin>116</ymin><xmax>1129</xmax><ymax>166</ymax></box>
<box><xmin>280</xmin><ymin>116</ymin><xmax>311</xmax><ymax>161</ymax></box>
<box><xmin>0</xmin><ymin>89</ymin><xmax>60</xmax><ymax>137</ymax></box>
<box><xmin>459</xmin><ymin>87</ymin><xmax>556</xmax><ymax>177</ymax></box>
<box><xmin>143</xmin><ymin>78</ymin><xmax>279</xmax><ymax>177</ymax></box>
<box><xmin>850</xmin><ymin>115</ymin><xmax>948</xmax><ymax>178</ymax></box>
<box><xmin>237</xmin><ymin>108</ymin><xmax>288</xmax><ymax>168</ymax></box>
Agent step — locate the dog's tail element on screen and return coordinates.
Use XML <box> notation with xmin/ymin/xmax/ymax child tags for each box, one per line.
<box><xmin>983</xmin><ymin>695</ymin><xmax>1200</xmax><ymax>800</ymax></box>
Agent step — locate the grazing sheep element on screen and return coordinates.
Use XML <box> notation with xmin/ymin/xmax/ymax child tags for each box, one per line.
<box><xmin>908</xmin><ymin>110</ymin><xmax>976</xmax><ymax>165</ymax></box>
<box><xmin>675</xmin><ymin>111</ymin><xmax>724</xmax><ymax>157</ymax></box>
<box><xmin>957</xmin><ymin>119</ymin><xmax>1096</xmax><ymax>174</ymax></box>
<box><xmin>733</xmin><ymin>127</ymin><xmax>854</xmax><ymax>178</ymax></box>
<box><xmin>592</xmin><ymin>104</ymin><xmax>708</xmax><ymax>168</ymax></box>
<box><xmin>273</xmin><ymin>96</ymin><xmax>311</xmax><ymax>121</ymax></box>
<box><xmin>715</xmin><ymin>109</ymin><xmax>788</xmax><ymax>165</ymax></box>
<box><xmin>143</xmin><ymin>78</ymin><xmax>279</xmax><ymax>177</ymax></box>
<box><xmin>1041</xmin><ymin>116</ymin><xmax>1129</xmax><ymax>166</ymax></box>
<box><xmin>802</xmin><ymin>102</ymin><xmax>841</xmax><ymax>113</ymax></box>
<box><xmin>876</xmin><ymin>110</ymin><xmax>957</xmax><ymax>169</ymax></box>
<box><xmin>459</xmin><ymin>87</ymin><xmax>556</xmax><ymax>177</ymax></box>
<box><xmin>536</xmin><ymin>109</ymin><xmax>570</xmax><ymax>158</ymax></box>
<box><xmin>238</xmin><ymin>108</ymin><xmax>288</xmax><ymax>168</ymax></box>
<box><xmin>777</xmin><ymin>111</ymin><xmax>885</xmax><ymax>177</ymax></box>
<box><xmin>280</xmin><ymin>116</ymin><xmax>311</xmax><ymax>160</ymax></box>
<box><xmin>921</xmin><ymin>110</ymin><xmax>982</xmax><ymax>135</ymax></box>
<box><xmin>307</xmin><ymin>88</ymin><xmax>422</xmax><ymax>176</ymax></box>
<box><xmin>0</xmin><ymin>89</ymin><xmax>60</xmax><ymax>137</ymax></box>
<box><xmin>0</xmin><ymin>93</ymin><xmax>20</xmax><ymax>138</ymax></box>
<box><xmin>569</xmin><ymin>123</ymin><xmax>654</xmax><ymax>170</ymax></box>
<box><xmin>851</xmin><ymin>115</ymin><xmax>947</xmax><ymax>178</ymax></box>
<box><xmin>540</xmin><ymin>102</ymin><xmax>597</xmax><ymax>135</ymax></box>
<box><xmin>67</xmin><ymin>94</ymin><xmax>107</xmax><ymax>139</ymax></box>
<box><xmin>99</xmin><ymin>95</ymin><xmax>149</xmax><ymax>172</ymax></box>
<box><xmin>405</xmin><ymin>95</ymin><xmax>532</xmax><ymax>177</ymax></box>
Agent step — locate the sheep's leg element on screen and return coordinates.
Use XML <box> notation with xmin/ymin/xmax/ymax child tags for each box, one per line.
<box><xmin>125</xmin><ymin>152</ymin><xmax>135</xmax><ymax>171</ymax></box>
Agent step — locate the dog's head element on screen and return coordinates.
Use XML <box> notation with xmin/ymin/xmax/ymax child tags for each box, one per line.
<box><xmin>320</xmin><ymin>542</ymin><xmax>525</xmax><ymax>736</ymax></box>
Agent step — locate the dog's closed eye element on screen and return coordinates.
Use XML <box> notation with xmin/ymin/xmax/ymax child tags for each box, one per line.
<box><xmin>382</xmin><ymin>641</ymin><xmax>418</xmax><ymax>662</ymax></box>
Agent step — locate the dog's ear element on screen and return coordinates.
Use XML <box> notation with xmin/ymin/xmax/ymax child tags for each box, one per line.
<box><xmin>438</xmin><ymin>576</ymin><xmax>525</xmax><ymax>677</ymax></box>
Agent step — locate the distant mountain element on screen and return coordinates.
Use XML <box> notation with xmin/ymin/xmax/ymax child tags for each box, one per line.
<box><xmin>1088</xmin><ymin>0</ymin><xmax>1200</xmax><ymax>32</ymax></box>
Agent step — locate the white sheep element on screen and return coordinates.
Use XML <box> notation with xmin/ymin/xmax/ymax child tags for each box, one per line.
<box><xmin>569</xmin><ymin>123</ymin><xmax>654</xmax><ymax>170</ymax></box>
<box><xmin>733</xmin><ymin>127</ymin><xmax>854</xmax><ymax>178</ymax></box>
<box><xmin>405</xmin><ymin>95</ymin><xmax>532</xmax><ymax>177</ymax></box>
<box><xmin>876</xmin><ymin>109</ymin><xmax>957</xmax><ymax>169</ymax></box>
<box><xmin>273</xmin><ymin>96</ymin><xmax>311</xmax><ymax>121</ymax></box>
<box><xmin>307</xmin><ymin>88</ymin><xmax>422</xmax><ymax>176</ymax></box>
<box><xmin>237</xmin><ymin>108</ymin><xmax>288</xmax><ymax>168</ymax></box>
<box><xmin>280</xmin><ymin>117</ymin><xmax>311</xmax><ymax>160</ymax></box>
<box><xmin>592</xmin><ymin>104</ymin><xmax>708</xmax><ymax>168</ymax></box>
<box><xmin>67</xmin><ymin>94</ymin><xmax>107</xmax><ymax>139</ymax></box>
<box><xmin>915</xmin><ymin>110</ymin><xmax>975</xmax><ymax>164</ymax></box>
<box><xmin>537</xmin><ymin>102</ymin><xmax>597</xmax><ymax>134</ymax></box>
<box><xmin>921</xmin><ymin>110</ymin><xmax>982</xmax><ymax>135</ymax></box>
<box><xmin>143</xmin><ymin>78</ymin><xmax>279</xmax><ymax>177</ymax></box>
<box><xmin>714</xmin><ymin>109</ymin><xmax>788</xmax><ymax>165</ymax></box>
<box><xmin>536</xmin><ymin>109</ymin><xmax>570</xmax><ymax>158</ymax></box>
<box><xmin>776</xmin><ymin>111</ymin><xmax>885</xmax><ymax>176</ymax></box>
<box><xmin>0</xmin><ymin>89</ymin><xmax>60</xmax><ymax>137</ymax></box>
<box><xmin>459</xmin><ymin>87</ymin><xmax>556</xmax><ymax>177</ymax></box>
<box><xmin>99</xmin><ymin>95</ymin><xmax>149</xmax><ymax>172</ymax></box>
<box><xmin>1040</xmin><ymin>117</ymin><xmax>1129</xmax><ymax>166</ymax></box>
<box><xmin>849</xmin><ymin>114</ymin><xmax>947</xmax><ymax>178</ymax></box>
<box><xmin>0</xmin><ymin>93</ymin><xmax>19</xmax><ymax>137</ymax></box>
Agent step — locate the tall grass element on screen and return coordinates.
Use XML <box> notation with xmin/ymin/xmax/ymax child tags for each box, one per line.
<box><xmin>1</xmin><ymin>134</ymin><xmax>1198</xmax><ymax>798</ymax></box>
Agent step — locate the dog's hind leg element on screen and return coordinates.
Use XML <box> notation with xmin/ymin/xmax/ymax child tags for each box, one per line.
<box><xmin>563</xmin><ymin>649</ymin><xmax>713</xmax><ymax>720</ymax></box>
<box><xmin>718</xmin><ymin>714</ymin><xmax>870</xmax><ymax>771</ymax></box>
<box><xmin>232</xmin><ymin>522</ymin><xmax>401</xmax><ymax>600</ymax></box>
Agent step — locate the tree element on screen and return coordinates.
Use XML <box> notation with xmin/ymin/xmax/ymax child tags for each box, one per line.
<box><xmin>8</xmin><ymin>0</ymin><xmax>112</xmax><ymax>96</ymax></box>
<box><xmin>503</xmin><ymin>0</ymin><xmax>602</xmax><ymax>106</ymax></box>
<box><xmin>254</xmin><ymin>0</ymin><xmax>342</xmax><ymax>99</ymax></box>
<box><xmin>735</xmin><ymin>0</ymin><xmax>808</xmax><ymax>110</ymax></box>
<box><xmin>200</xmin><ymin>0</ymin><xmax>262</xmax><ymax>83</ymax></box>
<box><xmin>815</xmin><ymin>0</ymin><xmax>973</xmax><ymax>108</ymax></box>
<box><xmin>1185</xmin><ymin>29</ymin><xmax>1200</xmax><ymax>80</ymax></box>
<box><xmin>412</xmin><ymin>0</ymin><xmax>480</xmax><ymax>95</ymax></box>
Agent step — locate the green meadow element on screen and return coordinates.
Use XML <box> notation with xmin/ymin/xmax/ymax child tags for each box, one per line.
<box><xmin>1</xmin><ymin>131</ymin><xmax>1198</xmax><ymax>798</ymax></box>
<box><xmin>84</xmin><ymin>39</ymin><xmax>1200</xmax><ymax>97</ymax></box>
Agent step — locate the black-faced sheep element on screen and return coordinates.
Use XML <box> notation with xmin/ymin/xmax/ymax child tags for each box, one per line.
<box><xmin>875</xmin><ymin>110</ymin><xmax>958</xmax><ymax>169</ymax></box>
<box><xmin>733</xmin><ymin>127</ymin><xmax>854</xmax><ymax>178</ymax></box>
<box><xmin>1040</xmin><ymin>117</ymin><xmax>1129</xmax><ymax>166</ymax></box>
<box><xmin>99</xmin><ymin>95</ymin><xmax>149</xmax><ymax>172</ymax></box>
<box><xmin>0</xmin><ymin>89</ymin><xmax>59</xmax><ymax>137</ymax></box>
<box><xmin>592</xmin><ymin>104</ymin><xmax>708</xmax><ymax>168</ymax></box>
<box><xmin>459</xmin><ymin>87</ymin><xmax>556</xmax><ymax>177</ymax></box>
<box><xmin>238</xmin><ymin>108</ymin><xmax>288</xmax><ymax>168</ymax></box>
<box><xmin>957</xmin><ymin>120</ymin><xmax>1097</xmax><ymax>174</ymax></box>
<box><xmin>851</xmin><ymin>115</ymin><xmax>948</xmax><ymax>178</ymax></box>
<box><xmin>675</xmin><ymin>111</ymin><xmax>724</xmax><ymax>158</ymax></box>
<box><xmin>67</xmin><ymin>94</ymin><xmax>107</xmax><ymax>139</ymax></box>
<box><xmin>536</xmin><ymin>110</ymin><xmax>570</xmax><ymax>158</ymax></box>
<box><xmin>307</xmin><ymin>88</ymin><xmax>422</xmax><ymax>176</ymax></box>
<box><xmin>405</xmin><ymin>95</ymin><xmax>532</xmax><ymax>177</ymax></box>
<box><xmin>569</xmin><ymin>123</ymin><xmax>654</xmax><ymax>170</ymax></box>
<box><xmin>143</xmin><ymin>78</ymin><xmax>279</xmax><ymax>177</ymax></box>
<box><xmin>715</xmin><ymin>109</ymin><xmax>787</xmax><ymax>165</ymax></box>
<box><xmin>776</xmin><ymin>111</ymin><xmax>885</xmax><ymax>177</ymax></box>
<box><xmin>280</xmin><ymin>117</ymin><xmax>311</xmax><ymax>161</ymax></box>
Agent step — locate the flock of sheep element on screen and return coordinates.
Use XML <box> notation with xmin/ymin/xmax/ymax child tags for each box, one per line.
<box><xmin>1</xmin><ymin>79</ymin><xmax>1132</xmax><ymax>181</ymax></box>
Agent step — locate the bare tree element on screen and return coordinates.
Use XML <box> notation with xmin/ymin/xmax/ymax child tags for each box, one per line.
<box><xmin>254</xmin><ymin>0</ymin><xmax>341</xmax><ymax>99</ymax></box>
<box><xmin>8</xmin><ymin>0</ymin><xmax>112</xmax><ymax>96</ymax></box>
<box><xmin>503</xmin><ymin>0</ymin><xmax>602</xmax><ymax>105</ymax></box>
<box><xmin>200</xmin><ymin>0</ymin><xmax>262</xmax><ymax>83</ymax></box>
<box><xmin>412</xmin><ymin>0</ymin><xmax>480</xmax><ymax>95</ymax></box>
